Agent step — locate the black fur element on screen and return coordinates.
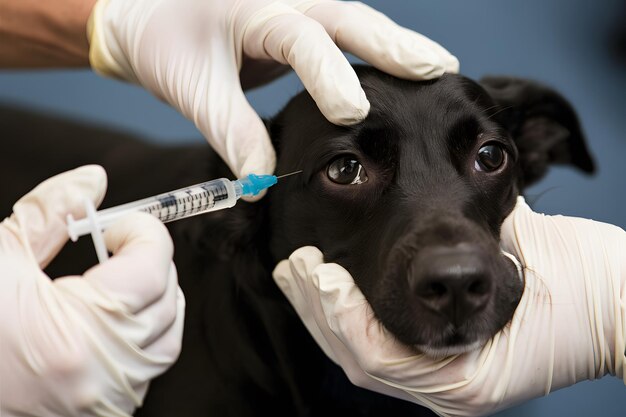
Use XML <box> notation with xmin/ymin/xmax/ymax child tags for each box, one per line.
<box><xmin>0</xmin><ymin>66</ymin><xmax>594</xmax><ymax>416</ymax></box>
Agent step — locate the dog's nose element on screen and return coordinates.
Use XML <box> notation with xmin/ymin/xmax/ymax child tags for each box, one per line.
<box><xmin>409</xmin><ymin>244</ymin><xmax>493</xmax><ymax>326</ymax></box>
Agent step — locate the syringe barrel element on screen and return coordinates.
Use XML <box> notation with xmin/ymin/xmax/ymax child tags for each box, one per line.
<box><xmin>67</xmin><ymin>178</ymin><xmax>241</xmax><ymax>241</ymax></box>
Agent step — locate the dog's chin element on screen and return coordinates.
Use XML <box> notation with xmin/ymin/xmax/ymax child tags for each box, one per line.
<box><xmin>415</xmin><ymin>339</ymin><xmax>484</xmax><ymax>359</ymax></box>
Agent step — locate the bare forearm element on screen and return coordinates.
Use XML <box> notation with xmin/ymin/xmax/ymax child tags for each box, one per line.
<box><xmin>0</xmin><ymin>0</ymin><xmax>96</xmax><ymax>68</ymax></box>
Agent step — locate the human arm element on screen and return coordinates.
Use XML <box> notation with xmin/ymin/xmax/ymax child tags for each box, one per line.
<box><xmin>0</xmin><ymin>166</ymin><xmax>185</xmax><ymax>417</ymax></box>
<box><xmin>0</xmin><ymin>0</ymin><xmax>95</xmax><ymax>67</ymax></box>
<box><xmin>272</xmin><ymin>197</ymin><xmax>626</xmax><ymax>416</ymax></box>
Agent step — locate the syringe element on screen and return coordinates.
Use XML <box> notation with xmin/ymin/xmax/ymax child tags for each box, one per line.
<box><xmin>67</xmin><ymin>171</ymin><xmax>301</xmax><ymax>263</ymax></box>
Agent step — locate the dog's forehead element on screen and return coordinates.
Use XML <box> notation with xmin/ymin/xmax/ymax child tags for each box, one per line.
<box><xmin>359</xmin><ymin>71</ymin><xmax>490</xmax><ymax>126</ymax></box>
<box><xmin>350</xmin><ymin>71</ymin><xmax>503</xmax><ymax>192</ymax></box>
<box><xmin>357</xmin><ymin>71</ymin><xmax>493</xmax><ymax>158</ymax></box>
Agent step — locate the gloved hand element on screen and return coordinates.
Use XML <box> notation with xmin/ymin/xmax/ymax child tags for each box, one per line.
<box><xmin>272</xmin><ymin>196</ymin><xmax>626</xmax><ymax>417</ymax></box>
<box><xmin>87</xmin><ymin>0</ymin><xmax>459</xmax><ymax>179</ymax></box>
<box><xmin>0</xmin><ymin>166</ymin><xmax>185</xmax><ymax>417</ymax></box>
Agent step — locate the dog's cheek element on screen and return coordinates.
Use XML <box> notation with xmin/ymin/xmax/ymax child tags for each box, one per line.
<box><xmin>467</xmin><ymin>171</ymin><xmax>519</xmax><ymax>237</ymax></box>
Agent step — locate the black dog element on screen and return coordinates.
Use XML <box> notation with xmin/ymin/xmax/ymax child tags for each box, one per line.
<box><xmin>0</xmin><ymin>66</ymin><xmax>594</xmax><ymax>416</ymax></box>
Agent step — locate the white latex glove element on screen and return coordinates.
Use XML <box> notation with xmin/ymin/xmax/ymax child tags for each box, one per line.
<box><xmin>272</xmin><ymin>196</ymin><xmax>626</xmax><ymax>417</ymax></box>
<box><xmin>0</xmin><ymin>166</ymin><xmax>185</xmax><ymax>417</ymax></box>
<box><xmin>87</xmin><ymin>0</ymin><xmax>459</xmax><ymax>179</ymax></box>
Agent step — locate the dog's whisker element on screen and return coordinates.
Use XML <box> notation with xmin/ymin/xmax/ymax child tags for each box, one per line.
<box><xmin>487</xmin><ymin>104</ymin><xmax>514</xmax><ymax>119</ymax></box>
<box><xmin>525</xmin><ymin>186</ymin><xmax>563</xmax><ymax>206</ymax></box>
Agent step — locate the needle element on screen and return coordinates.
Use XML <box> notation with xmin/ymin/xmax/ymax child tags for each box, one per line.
<box><xmin>276</xmin><ymin>170</ymin><xmax>303</xmax><ymax>179</ymax></box>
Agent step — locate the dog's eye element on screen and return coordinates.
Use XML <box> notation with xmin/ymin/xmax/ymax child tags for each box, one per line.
<box><xmin>475</xmin><ymin>143</ymin><xmax>505</xmax><ymax>172</ymax></box>
<box><xmin>327</xmin><ymin>156</ymin><xmax>368</xmax><ymax>185</ymax></box>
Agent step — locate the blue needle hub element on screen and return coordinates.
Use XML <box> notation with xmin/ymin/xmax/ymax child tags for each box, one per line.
<box><xmin>236</xmin><ymin>174</ymin><xmax>278</xmax><ymax>196</ymax></box>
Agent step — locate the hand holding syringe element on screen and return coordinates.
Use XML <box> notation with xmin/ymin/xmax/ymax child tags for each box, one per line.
<box><xmin>67</xmin><ymin>171</ymin><xmax>301</xmax><ymax>263</ymax></box>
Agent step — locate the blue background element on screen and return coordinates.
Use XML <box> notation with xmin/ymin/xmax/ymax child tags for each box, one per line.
<box><xmin>1</xmin><ymin>0</ymin><xmax>624</xmax><ymax>415</ymax></box>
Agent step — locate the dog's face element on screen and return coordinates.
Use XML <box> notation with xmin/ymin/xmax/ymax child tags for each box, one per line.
<box><xmin>267</xmin><ymin>66</ymin><xmax>593</xmax><ymax>356</ymax></box>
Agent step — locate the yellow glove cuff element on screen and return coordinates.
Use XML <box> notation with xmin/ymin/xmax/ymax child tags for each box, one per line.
<box><xmin>86</xmin><ymin>0</ymin><xmax>130</xmax><ymax>81</ymax></box>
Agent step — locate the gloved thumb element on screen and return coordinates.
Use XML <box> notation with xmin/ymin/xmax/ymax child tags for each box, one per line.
<box><xmin>2</xmin><ymin>165</ymin><xmax>107</xmax><ymax>268</ymax></box>
<box><xmin>273</xmin><ymin>246</ymin><xmax>341</xmax><ymax>363</ymax></box>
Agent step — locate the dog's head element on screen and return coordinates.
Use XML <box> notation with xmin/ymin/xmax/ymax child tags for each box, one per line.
<box><xmin>266</xmin><ymin>66</ymin><xmax>593</xmax><ymax>356</ymax></box>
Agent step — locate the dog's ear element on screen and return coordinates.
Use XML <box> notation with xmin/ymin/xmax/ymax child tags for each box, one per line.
<box><xmin>479</xmin><ymin>76</ymin><xmax>595</xmax><ymax>187</ymax></box>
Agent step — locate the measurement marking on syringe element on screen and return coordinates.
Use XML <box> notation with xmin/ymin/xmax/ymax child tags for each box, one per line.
<box><xmin>138</xmin><ymin>187</ymin><xmax>222</xmax><ymax>223</ymax></box>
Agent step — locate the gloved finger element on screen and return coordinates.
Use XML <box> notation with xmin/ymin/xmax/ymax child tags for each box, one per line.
<box><xmin>84</xmin><ymin>212</ymin><xmax>175</xmax><ymax>314</ymax></box>
<box><xmin>195</xmin><ymin>64</ymin><xmax>276</xmax><ymax>184</ymax></box>
<box><xmin>243</xmin><ymin>2</ymin><xmax>370</xmax><ymax>126</ymax></box>
<box><xmin>273</xmin><ymin>247</ymin><xmax>339</xmax><ymax>362</ymax></box>
<box><xmin>273</xmin><ymin>247</ymin><xmax>324</xmax><ymax>308</ymax></box>
<box><xmin>119</xmin><ymin>287</ymin><xmax>185</xmax><ymax>402</ymax></box>
<box><xmin>291</xmin><ymin>0</ymin><xmax>460</xmax><ymax>78</ymax></box>
<box><xmin>141</xmin><ymin>286</ymin><xmax>186</xmax><ymax>364</ymax></box>
<box><xmin>126</xmin><ymin>261</ymin><xmax>182</xmax><ymax>350</ymax></box>
<box><xmin>2</xmin><ymin>165</ymin><xmax>107</xmax><ymax>268</ymax></box>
